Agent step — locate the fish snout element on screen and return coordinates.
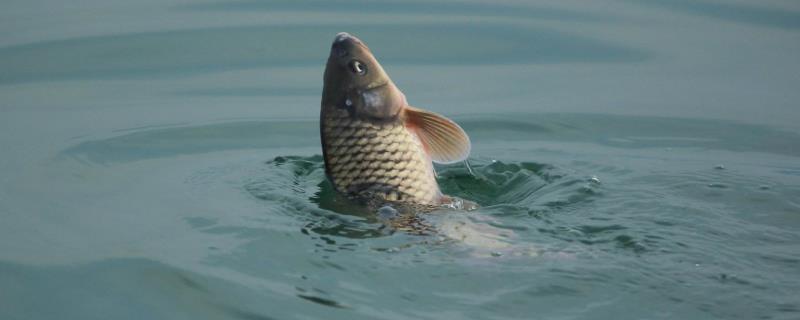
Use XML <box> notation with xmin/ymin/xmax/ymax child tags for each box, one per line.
<box><xmin>331</xmin><ymin>32</ymin><xmax>364</xmax><ymax>58</ymax></box>
<box><xmin>334</xmin><ymin>32</ymin><xmax>362</xmax><ymax>44</ymax></box>
<box><xmin>334</xmin><ymin>32</ymin><xmax>352</xmax><ymax>42</ymax></box>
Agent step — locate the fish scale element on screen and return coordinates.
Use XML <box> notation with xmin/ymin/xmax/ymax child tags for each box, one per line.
<box><xmin>321</xmin><ymin>108</ymin><xmax>441</xmax><ymax>205</ymax></box>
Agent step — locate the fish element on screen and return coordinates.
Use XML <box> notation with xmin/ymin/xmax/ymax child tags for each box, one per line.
<box><xmin>320</xmin><ymin>32</ymin><xmax>472</xmax><ymax>210</ymax></box>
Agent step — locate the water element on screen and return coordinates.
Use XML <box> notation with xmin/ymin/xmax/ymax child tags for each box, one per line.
<box><xmin>1</xmin><ymin>1</ymin><xmax>800</xmax><ymax>319</ymax></box>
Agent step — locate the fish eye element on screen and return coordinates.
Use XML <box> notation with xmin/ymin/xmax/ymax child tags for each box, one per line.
<box><xmin>349</xmin><ymin>60</ymin><xmax>367</xmax><ymax>75</ymax></box>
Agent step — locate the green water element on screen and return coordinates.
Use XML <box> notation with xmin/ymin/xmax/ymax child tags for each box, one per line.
<box><xmin>1</xmin><ymin>1</ymin><xmax>800</xmax><ymax>319</ymax></box>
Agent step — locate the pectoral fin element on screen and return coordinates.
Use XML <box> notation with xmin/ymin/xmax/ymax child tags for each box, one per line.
<box><xmin>405</xmin><ymin>106</ymin><xmax>471</xmax><ymax>164</ymax></box>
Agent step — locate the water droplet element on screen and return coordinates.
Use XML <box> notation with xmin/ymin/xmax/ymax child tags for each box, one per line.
<box><xmin>441</xmin><ymin>198</ymin><xmax>461</xmax><ymax>210</ymax></box>
<box><xmin>758</xmin><ymin>185</ymin><xmax>771</xmax><ymax>190</ymax></box>
<box><xmin>377</xmin><ymin>205</ymin><xmax>398</xmax><ymax>220</ymax></box>
<box><xmin>714</xmin><ymin>164</ymin><xmax>725</xmax><ymax>170</ymax></box>
<box><xmin>588</xmin><ymin>176</ymin><xmax>601</xmax><ymax>184</ymax></box>
<box><xmin>491</xmin><ymin>251</ymin><xmax>503</xmax><ymax>257</ymax></box>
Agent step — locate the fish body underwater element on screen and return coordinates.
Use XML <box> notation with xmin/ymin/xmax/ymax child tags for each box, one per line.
<box><xmin>320</xmin><ymin>32</ymin><xmax>472</xmax><ymax>209</ymax></box>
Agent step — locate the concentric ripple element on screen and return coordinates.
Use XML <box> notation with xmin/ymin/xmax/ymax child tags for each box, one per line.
<box><xmin>23</xmin><ymin>114</ymin><xmax>800</xmax><ymax>319</ymax></box>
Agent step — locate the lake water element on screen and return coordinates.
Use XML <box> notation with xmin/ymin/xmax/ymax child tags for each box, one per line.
<box><xmin>1</xmin><ymin>1</ymin><xmax>799</xmax><ymax>319</ymax></box>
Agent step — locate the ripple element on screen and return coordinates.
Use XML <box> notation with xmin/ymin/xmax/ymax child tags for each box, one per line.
<box><xmin>245</xmin><ymin>155</ymin><xmax>386</xmax><ymax>240</ymax></box>
<box><xmin>20</xmin><ymin>112</ymin><xmax>799</xmax><ymax>320</ymax></box>
<box><xmin>239</xmin><ymin>153</ymin><xmax>612</xmax><ymax>264</ymax></box>
<box><xmin>296</xmin><ymin>294</ymin><xmax>348</xmax><ymax>309</ymax></box>
<box><xmin>436</xmin><ymin>159</ymin><xmax>561</xmax><ymax>206</ymax></box>
<box><xmin>0</xmin><ymin>23</ymin><xmax>648</xmax><ymax>84</ymax></box>
<box><xmin>60</xmin><ymin>115</ymin><xmax>800</xmax><ymax>166</ymax></box>
<box><xmin>633</xmin><ymin>0</ymin><xmax>800</xmax><ymax>30</ymax></box>
<box><xmin>176</xmin><ymin>0</ymin><xmax>615</xmax><ymax>23</ymax></box>
<box><xmin>62</xmin><ymin>121</ymin><xmax>318</xmax><ymax>164</ymax></box>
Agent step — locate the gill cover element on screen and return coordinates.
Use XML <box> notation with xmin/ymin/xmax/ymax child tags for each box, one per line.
<box><xmin>348</xmin><ymin>83</ymin><xmax>407</xmax><ymax>120</ymax></box>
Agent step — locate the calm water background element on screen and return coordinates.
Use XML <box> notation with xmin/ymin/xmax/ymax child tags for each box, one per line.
<box><xmin>1</xmin><ymin>1</ymin><xmax>800</xmax><ymax>319</ymax></box>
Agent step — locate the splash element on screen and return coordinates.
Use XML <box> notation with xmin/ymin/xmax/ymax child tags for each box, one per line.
<box><xmin>245</xmin><ymin>155</ymin><xmax>601</xmax><ymax>258</ymax></box>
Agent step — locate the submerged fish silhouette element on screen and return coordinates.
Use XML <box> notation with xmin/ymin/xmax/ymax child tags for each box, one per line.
<box><xmin>320</xmin><ymin>32</ymin><xmax>471</xmax><ymax>209</ymax></box>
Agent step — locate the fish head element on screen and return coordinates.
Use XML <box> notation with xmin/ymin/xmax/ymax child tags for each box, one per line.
<box><xmin>322</xmin><ymin>32</ymin><xmax>406</xmax><ymax>121</ymax></box>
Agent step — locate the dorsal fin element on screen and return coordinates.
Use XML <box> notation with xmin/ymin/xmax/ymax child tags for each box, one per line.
<box><xmin>404</xmin><ymin>106</ymin><xmax>471</xmax><ymax>164</ymax></box>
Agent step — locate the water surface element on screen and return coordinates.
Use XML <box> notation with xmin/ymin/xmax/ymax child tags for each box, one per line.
<box><xmin>1</xmin><ymin>1</ymin><xmax>799</xmax><ymax>319</ymax></box>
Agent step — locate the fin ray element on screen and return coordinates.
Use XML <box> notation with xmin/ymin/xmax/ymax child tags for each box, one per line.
<box><xmin>405</xmin><ymin>106</ymin><xmax>471</xmax><ymax>164</ymax></box>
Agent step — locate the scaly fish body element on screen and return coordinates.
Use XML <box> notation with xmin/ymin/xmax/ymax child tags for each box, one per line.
<box><xmin>321</xmin><ymin>104</ymin><xmax>440</xmax><ymax>204</ymax></box>
<box><xmin>320</xmin><ymin>32</ymin><xmax>470</xmax><ymax>207</ymax></box>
